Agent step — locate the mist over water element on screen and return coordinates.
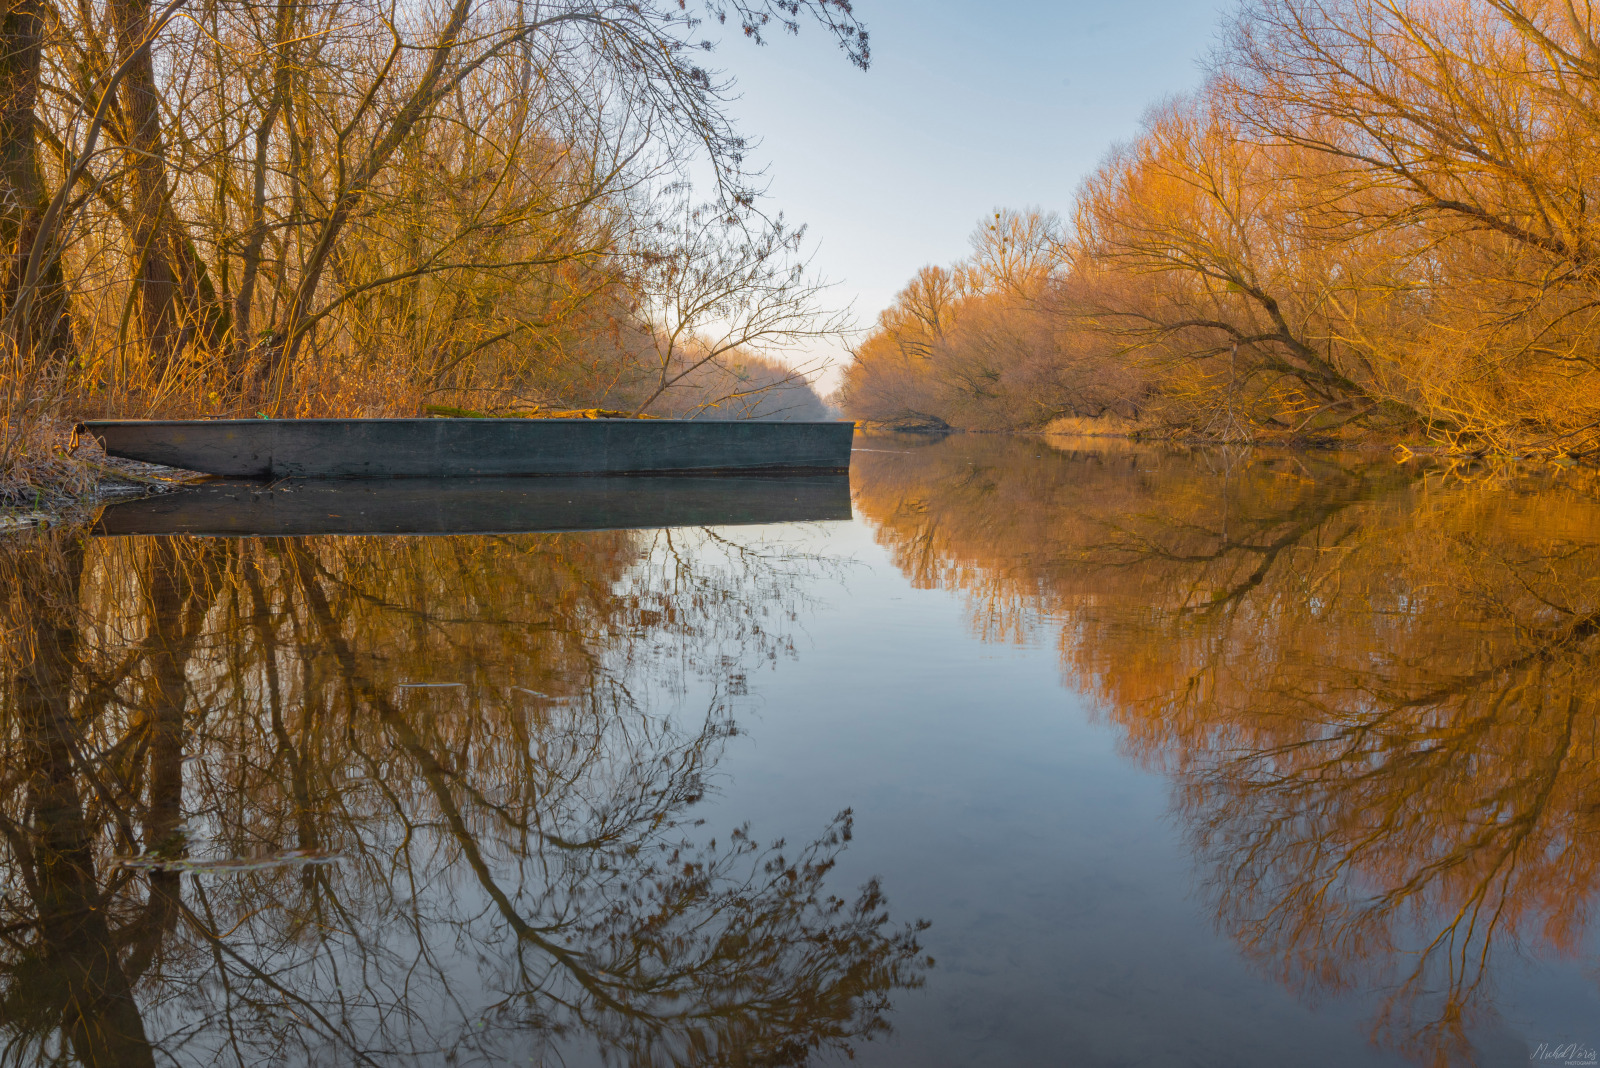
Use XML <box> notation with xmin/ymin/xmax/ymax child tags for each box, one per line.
<box><xmin>1</xmin><ymin>434</ymin><xmax>1597</xmax><ymax>1066</ymax></box>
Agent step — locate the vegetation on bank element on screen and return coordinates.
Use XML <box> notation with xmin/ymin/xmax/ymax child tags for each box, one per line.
<box><xmin>0</xmin><ymin>0</ymin><xmax>856</xmax><ymax>505</ymax></box>
<box><xmin>840</xmin><ymin>0</ymin><xmax>1600</xmax><ymax>457</ymax></box>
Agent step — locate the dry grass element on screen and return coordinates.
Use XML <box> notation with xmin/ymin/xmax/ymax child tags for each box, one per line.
<box><xmin>0</xmin><ymin>415</ymin><xmax>202</xmax><ymax>529</ymax></box>
<box><xmin>0</xmin><ymin>416</ymin><xmax>98</xmax><ymax>510</ymax></box>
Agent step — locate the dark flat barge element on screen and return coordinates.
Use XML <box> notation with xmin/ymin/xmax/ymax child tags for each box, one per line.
<box><xmin>79</xmin><ymin>418</ymin><xmax>855</xmax><ymax>479</ymax></box>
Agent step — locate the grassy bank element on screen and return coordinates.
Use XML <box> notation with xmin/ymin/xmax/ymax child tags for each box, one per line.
<box><xmin>0</xmin><ymin>419</ymin><xmax>200</xmax><ymax>532</ymax></box>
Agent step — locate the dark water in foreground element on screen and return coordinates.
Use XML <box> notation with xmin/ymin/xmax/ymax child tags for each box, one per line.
<box><xmin>2</xmin><ymin>434</ymin><xmax>1598</xmax><ymax>1067</ymax></box>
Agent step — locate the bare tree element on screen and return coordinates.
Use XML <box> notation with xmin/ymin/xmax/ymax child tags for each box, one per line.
<box><xmin>629</xmin><ymin>204</ymin><xmax>844</xmax><ymax>416</ymax></box>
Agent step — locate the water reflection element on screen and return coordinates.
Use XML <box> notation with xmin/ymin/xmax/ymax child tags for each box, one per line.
<box><xmin>0</xmin><ymin>526</ymin><xmax>927</xmax><ymax>1066</ymax></box>
<box><xmin>94</xmin><ymin>475</ymin><xmax>854</xmax><ymax>536</ymax></box>
<box><xmin>854</xmin><ymin>434</ymin><xmax>1600</xmax><ymax>1065</ymax></box>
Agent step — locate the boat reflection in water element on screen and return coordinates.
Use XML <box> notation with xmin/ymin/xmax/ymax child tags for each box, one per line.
<box><xmin>0</xmin><ymin>477</ymin><xmax>925</xmax><ymax>1067</ymax></box>
<box><xmin>94</xmin><ymin>473</ymin><xmax>854</xmax><ymax>537</ymax></box>
<box><xmin>853</xmin><ymin>434</ymin><xmax>1600</xmax><ymax>1066</ymax></box>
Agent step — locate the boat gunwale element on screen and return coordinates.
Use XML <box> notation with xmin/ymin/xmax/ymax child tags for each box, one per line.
<box><xmin>77</xmin><ymin>417</ymin><xmax>856</xmax><ymax>480</ymax></box>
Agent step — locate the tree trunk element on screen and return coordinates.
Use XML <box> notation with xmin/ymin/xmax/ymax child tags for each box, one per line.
<box><xmin>0</xmin><ymin>0</ymin><xmax>74</xmax><ymax>362</ymax></box>
<box><xmin>111</xmin><ymin>0</ymin><xmax>182</xmax><ymax>370</ymax></box>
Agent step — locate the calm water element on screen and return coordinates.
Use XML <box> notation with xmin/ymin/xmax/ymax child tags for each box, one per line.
<box><xmin>3</xmin><ymin>434</ymin><xmax>1598</xmax><ymax>1067</ymax></box>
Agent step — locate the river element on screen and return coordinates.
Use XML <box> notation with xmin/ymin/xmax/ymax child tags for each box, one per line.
<box><xmin>0</xmin><ymin>432</ymin><xmax>1596</xmax><ymax>1066</ymax></box>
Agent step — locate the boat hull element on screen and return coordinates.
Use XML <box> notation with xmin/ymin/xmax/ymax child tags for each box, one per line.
<box><xmin>79</xmin><ymin>418</ymin><xmax>855</xmax><ymax>479</ymax></box>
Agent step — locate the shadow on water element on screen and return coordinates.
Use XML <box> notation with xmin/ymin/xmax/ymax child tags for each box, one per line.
<box><xmin>0</xmin><ymin>515</ymin><xmax>927</xmax><ymax>1066</ymax></box>
<box><xmin>853</xmin><ymin>433</ymin><xmax>1600</xmax><ymax>1067</ymax></box>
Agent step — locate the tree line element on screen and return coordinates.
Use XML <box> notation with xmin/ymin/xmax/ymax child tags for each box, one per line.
<box><xmin>0</xmin><ymin>0</ymin><xmax>861</xmax><ymax>495</ymax></box>
<box><xmin>842</xmin><ymin>0</ymin><xmax>1600</xmax><ymax>455</ymax></box>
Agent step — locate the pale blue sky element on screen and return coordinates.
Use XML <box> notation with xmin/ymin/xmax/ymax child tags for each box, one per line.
<box><xmin>706</xmin><ymin>0</ymin><xmax>1234</xmax><ymax>390</ymax></box>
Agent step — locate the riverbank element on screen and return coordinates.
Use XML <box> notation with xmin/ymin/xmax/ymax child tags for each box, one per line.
<box><xmin>0</xmin><ymin>420</ymin><xmax>204</xmax><ymax>533</ymax></box>
<box><xmin>1043</xmin><ymin>416</ymin><xmax>1600</xmax><ymax>460</ymax></box>
<box><xmin>858</xmin><ymin>414</ymin><xmax>1592</xmax><ymax>462</ymax></box>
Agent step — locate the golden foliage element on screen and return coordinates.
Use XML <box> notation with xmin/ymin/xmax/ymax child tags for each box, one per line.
<box><xmin>0</xmin><ymin>0</ymin><xmax>854</xmax><ymax>496</ymax></box>
<box><xmin>844</xmin><ymin>1</ymin><xmax>1600</xmax><ymax>454</ymax></box>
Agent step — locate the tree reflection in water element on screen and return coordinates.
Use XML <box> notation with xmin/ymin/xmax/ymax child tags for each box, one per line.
<box><xmin>0</xmin><ymin>527</ymin><xmax>928</xmax><ymax>1066</ymax></box>
<box><xmin>855</xmin><ymin>434</ymin><xmax>1600</xmax><ymax>1066</ymax></box>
